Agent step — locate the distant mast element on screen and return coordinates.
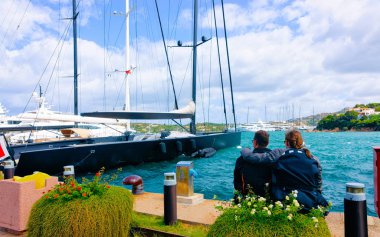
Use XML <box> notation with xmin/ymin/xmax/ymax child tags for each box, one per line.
<box><xmin>190</xmin><ymin>0</ymin><xmax>198</xmax><ymax>134</ymax></box>
<box><xmin>72</xmin><ymin>0</ymin><xmax>78</xmax><ymax>115</ymax></box>
<box><xmin>124</xmin><ymin>0</ymin><xmax>131</xmax><ymax>130</ymax></box>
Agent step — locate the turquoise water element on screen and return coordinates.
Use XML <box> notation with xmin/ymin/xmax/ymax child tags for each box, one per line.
<box><xmin>103</xmin><ymin>131</ymin><xmax>380</xmax><ymax>216</ymax></box>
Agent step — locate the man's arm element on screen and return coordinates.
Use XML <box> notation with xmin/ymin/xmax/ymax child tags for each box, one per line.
<box><xmin>312</xmin><ymin>155</ymin><xmax>323</xmax><ymax>192</ymax></box>
<box><xmin>233</xmin><ymin>157</ymin><xmax>244</xmax><ymax>192</ymax></box>
<box><xmin>241</xmin><ymin>148</ymin><xmax>286</xmax><ymax>165</ymax></box>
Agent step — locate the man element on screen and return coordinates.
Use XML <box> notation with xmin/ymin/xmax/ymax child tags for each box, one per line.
<box><xmin>233</xmin><ymin>130</ymin><xmax>271</xmax><ymax>197</ymax></box>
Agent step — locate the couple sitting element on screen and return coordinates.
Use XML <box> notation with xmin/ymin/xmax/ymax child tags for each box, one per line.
<box><xmin>234</xmin><ymin>129</ymin><xmax>328</xmax><ymax>212</ymax></box>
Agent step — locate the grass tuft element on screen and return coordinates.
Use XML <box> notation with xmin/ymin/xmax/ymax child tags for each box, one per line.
<box><xmin>27</xmin><ymin>186</ymin><xmax>133</xmax><ymax>237</ymax></box>
<box><xmin>207</xmin><ymin>208</ymin><xmax>330</xmax><ymax>237</ymax></box>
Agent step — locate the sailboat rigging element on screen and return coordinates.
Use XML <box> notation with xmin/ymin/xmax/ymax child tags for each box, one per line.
<box><xmin>10</xmin><ymin>0</ymin><xmax>241</xmax><ymax>176</ymax></box>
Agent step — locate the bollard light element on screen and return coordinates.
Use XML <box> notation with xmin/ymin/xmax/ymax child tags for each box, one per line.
<box><xmin>4</xmin><ymin>160</ymin><xmax>15</xmax><ymax>179</ymax></box>
<box><xmin>164</xmin><ymin>172</ymin><xmax>177</xmax><ymax>225</ymax></box>
<box><xmin>344</xmin><ymin>182</ymin><xmax>368</xmax><ymax>237</ymax></box>
<box><xmin>63</xmin><ymin>165</ymin><xmax>75</xmax><ymax>180</ymax></box>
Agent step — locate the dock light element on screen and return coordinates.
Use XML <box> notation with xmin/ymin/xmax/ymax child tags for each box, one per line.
<box><xmin>4</xmin><ymin>160</ymin><xmax>15</xmax><ymax>179</ymax></box>
<box><xmin>123</xmin><ymin>175</ymin><xmax>144</xmax><ymax>195</ymax></box>
<box><xmin>164</xmin><ymin>172</ymin><xmax>177</xmax><ymax>225</ymax></box>
<box><xmin>344</xmin><ymin>182</ymin><xmax>368</xmax><ymax>237</ymax></box>
<box><xmin>63</xmin><ymin>165</ymin><xmax>75</xmax><ymax>180</ymax></box>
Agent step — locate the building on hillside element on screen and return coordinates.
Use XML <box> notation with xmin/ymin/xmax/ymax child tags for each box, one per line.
<box><xmin>350</xmin><ymin>107</ymin><xmax>377</xmax><ymax>116</ymax></box>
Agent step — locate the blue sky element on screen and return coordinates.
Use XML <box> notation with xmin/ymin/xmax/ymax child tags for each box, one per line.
<box><xmin>1</xmin><ymin>0</ymin><xmax>380</xmax><ymax>124</ymax></box>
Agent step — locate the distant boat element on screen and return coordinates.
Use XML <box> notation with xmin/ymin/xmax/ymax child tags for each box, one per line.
<box><xmin>11</xmin><ymin>0</ymin><xmax>241</xmax><ymax>176</ymax></box>
<box><xmin>237</xmin><ymin>120</ymin><xmax>276</xmax><ymax>132</ymax></box>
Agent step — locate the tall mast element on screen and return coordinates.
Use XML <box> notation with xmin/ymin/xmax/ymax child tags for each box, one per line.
<box><xmin>190</xmin><ymin>0</ymin><xmax>198</xmax><ymax>134</ymax></box>
<box><xmin>124</xmin><ymin>0</ymin><xmax>131</xmax><ymax>130</ymax></box>
<box><xmin>72</xmin><ymin>0</ymin><xmax>78</xmax><ymax>115</ymax></box>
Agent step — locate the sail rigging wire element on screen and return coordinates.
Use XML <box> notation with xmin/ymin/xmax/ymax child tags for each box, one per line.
<box><xmin>0</xmin><ymin>2</ymin><xmax>19</xmax><ymax>48</ymax></box>
<box><xmin>154</xmin><ymin>0</ymin><xmax>179</xmax><ymax>110</ymax></box>
<box><xmin>220</xmin><ymin>0</ymin><xmax>237</xmax><ymax>131</ymax></box>
<box><xmin>212</xmin><ymin>0</ymin><xmax>228</xmax><ymax>129</ymax></box>
<box><xmin>21</xmin><ymin>20</ymin><xmax>72</xmax><ymax>115</ymax></box>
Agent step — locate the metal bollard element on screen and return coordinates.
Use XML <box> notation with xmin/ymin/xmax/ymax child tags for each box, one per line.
<box><xmin>164</xmin><ymin>172</ymin><xmax>177</xmax><ymax>225</ymax></box>
<box><xmin>4</xmin><ymin>160</ymin><xmax>15</xmax><ymax>179</ymax></box>
<box><xmin>344</xmin><ymin>182</ymin><xmax>368</xmax><ymax>237</ymax></box>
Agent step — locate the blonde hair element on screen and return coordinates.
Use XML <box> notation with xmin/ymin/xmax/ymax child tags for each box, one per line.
<box><xmin>285</xmin><ymin>129</ymin><xmax>312</xmax><ymax>158</ymax></box>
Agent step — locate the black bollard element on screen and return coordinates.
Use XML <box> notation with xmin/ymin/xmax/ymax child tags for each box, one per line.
<box><xmin>164</xmin><ymin>172</ymin><xmax>177</xmax><ymax>225</ymax></box>
<box><xmin>3</xmin><ymin>160</ymin><xmax>15</xmax><ymax>179</ymax></box>
<box><xmin>344</xmin><ymin>182</ymin><xmax>368</xmax><ymax>237</ymax></box>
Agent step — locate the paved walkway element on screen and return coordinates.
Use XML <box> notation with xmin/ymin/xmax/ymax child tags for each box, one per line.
<box><xmin>1</xmin><ymin>192</ymin><xmax>379</xmax><ymax>236</ymax></box>
<box><xmin>133</xmin><ymin>192</ymin><xmax>380</xmax><ymax>237</ymax></box>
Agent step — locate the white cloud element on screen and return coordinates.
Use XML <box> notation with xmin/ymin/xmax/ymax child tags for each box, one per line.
<box><xmin>2</xmin><ymin>0</ymin><xmax>380</xmax><ymax>125</ymax></box>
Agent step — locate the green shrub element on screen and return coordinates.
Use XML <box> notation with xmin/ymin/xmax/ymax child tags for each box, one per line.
<box><xmin>208</xmin><ymin>191</ymin><xmax>331</xmax><ymax>237</ymax></box>
<box><xmin>27</xmin><ymin>170</ymin><xmax>133</xmax><ymax>237</ymax></box>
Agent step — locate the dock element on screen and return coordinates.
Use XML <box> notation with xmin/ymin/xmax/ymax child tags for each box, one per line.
<box><xmin>1</xmin><ymin>192</ymin><xmax>379</xmax><ymax>236</ymax></box>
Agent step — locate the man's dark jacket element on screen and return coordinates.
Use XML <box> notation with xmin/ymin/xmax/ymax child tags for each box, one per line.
<box><xmin>234</xmin><ymin>147</ymin><xmax>271</xmax><ymax>197</ymax></box>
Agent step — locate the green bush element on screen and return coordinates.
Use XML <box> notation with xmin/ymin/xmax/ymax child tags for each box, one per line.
<box><xmin>208</xmin><ymin>191</ymin><xmax>331</xmax><ymax>237</ymax></box>
<box><xmin>27</xmin><ymin>171</ymin><xmax>133</xmax><ymax>237</ymax></box>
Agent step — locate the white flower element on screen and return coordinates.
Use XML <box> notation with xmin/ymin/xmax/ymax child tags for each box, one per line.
<box><xmin>238</xmin><ymin>204</ymin><xmax>241</xmax><ymax>208</ymax></box>
<box><xmin>263</xmin><ymin>207</ymin><xmax>268</xmax><ymax>211</ymax></box>
<box><xmin>285</xmin><ymin>196</ymin><xmax>289</xmax><ymax>200</ymax></box>
<box><xmin>267</xmin><ymin>210</ymin><xmax>271</xmax><ymax>216</ymax></box>
<box><xmin>251</xmin><ymin>209</ymin><xmax>256</xmax><ymax>215</ymax></box>
<box><xmin>265</xmin><ymin>183</ymin><xmax>269</xmax><ymax>187</ymax></box>
<box><xmin>287</xmin><ymin>214</ymin><xmax>293</xmax><ymax>220</ymax></box>
<box><xmin>275</xmin><ymin>201</ymin><xmax>283</xmax><ymax>207</ymax></box>
<box><xmin>258</xmin><ymin>197</ymin><xmax>266</xmax><ymax>202</ymax></box>
<box><xmin>268</xmin><ymin>204</ymin><xmax>273</xmax><ymax>209</ymax></box>
<box><xmin>235</xmin><ymin>215</ymin><xmax>238</xmax><ymax>221</ymax></box>
<box><xmin>312</xmin><ymin>217</ymin><xmax>319</xmax><ymax>223</ymax></box>
<box><xmin>247</xmin><ymin>202</ymin><xmax>252</xmax><ymax>206</ymax></box>
<box><xmin>285</xmin><ymin>205</ymin><xmax>290</xmax><ymax>211</ymax></box>
<box><xmin>293</xmin><ymin>194</ymin><xmax>297</xmax><ymax>198</ymax></box>
<box><xmin>292</xmin><ymin>190</ymin><xmax>298</xmax><ymax>194</ymax></box>
<box><xmin>293</xmin><ymin>199</ymin><xmax>300</xmax><ymax>207</ymax></box>
<box><xmin>314</xmin><ymin>223</ymin><xmax>318</xmax><ymax>228</ymax></box>
<box><xmin>230</xmin><ymin>198</ymin><xmax>234</xmax><ymax>202</ymax></box>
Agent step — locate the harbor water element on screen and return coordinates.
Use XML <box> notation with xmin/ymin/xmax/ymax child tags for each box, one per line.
<box><xmin>100</xmin><ymin>131</ymin><xmax>379</xmax><ymax>216</ymax></box>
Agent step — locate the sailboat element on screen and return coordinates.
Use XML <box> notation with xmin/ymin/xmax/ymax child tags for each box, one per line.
<box><xmin>12</xmin><ymin>0</ymin><xmax>241</xmax><ymax>176</ymax></box>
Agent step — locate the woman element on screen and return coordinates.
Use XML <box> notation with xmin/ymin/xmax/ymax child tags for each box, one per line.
<box><xmin>271</xmin><ymin>129</ymin><xmax>328</xmax><ymax>212</ymax></box>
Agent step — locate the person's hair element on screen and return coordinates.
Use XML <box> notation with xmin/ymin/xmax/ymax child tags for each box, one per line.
<box><xmin>254</xmin><ymin>130</ymin><xmax>269</xmax><ymax>147</ymax></box>
<box><xmin>285</xmin><ymin>129</ymin><xmax>312</xmax><ymax>158</ymax></box>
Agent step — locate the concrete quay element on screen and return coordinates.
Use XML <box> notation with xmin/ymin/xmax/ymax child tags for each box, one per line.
<box><xmin>1</xmin><ymin>192</ymin><xmax>379</xmax><ymax>236</ymax></box>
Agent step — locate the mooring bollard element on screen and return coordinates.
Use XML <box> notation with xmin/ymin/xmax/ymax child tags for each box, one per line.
<box><xmin>344</xmin><ymin>182</ymin><xmax>368</xmax><ymax>237</ymax></box>
<box><xmin>123</xmin><ymin>175</ymin><xmax>144</xmax><ymax>194</ymax></box>
<box><xmin>164</xmin><ymin>172</ymin><xmax>177</xmax><ymax>225</ymax></box>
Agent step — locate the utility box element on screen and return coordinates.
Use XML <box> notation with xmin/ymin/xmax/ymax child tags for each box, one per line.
<box><xmin>176</xmin><ymin>161</ymin><xmax>194</xmax><ymax>196</ymax></box>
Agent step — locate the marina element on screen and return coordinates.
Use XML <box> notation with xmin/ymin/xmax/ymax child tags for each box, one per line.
<box><xmin>103</xmin><ymin>131</ymin><xmax>380</xmax><ymax>216</ymax></box>
<box><xmin>1</xmin><ymin>0</ymin><xmax>380</xmax><ymax>236</ymax></box>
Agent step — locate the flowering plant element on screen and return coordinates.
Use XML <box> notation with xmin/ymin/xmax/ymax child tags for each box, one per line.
<box><xmin>42</xmin><ymin>167</ymin><xmax>120</xmax><ymax>202</ymax></box>
<box><xmin>215</xmin><ymin>190</ymin><xmax>331</xmax><ymax>228</ymax></box>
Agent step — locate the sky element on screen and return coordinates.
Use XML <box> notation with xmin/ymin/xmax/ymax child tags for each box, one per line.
<box><xmin>1</xmin><ymin>0</ymin><xmax>380</xmax><ymax>124</ymax></box>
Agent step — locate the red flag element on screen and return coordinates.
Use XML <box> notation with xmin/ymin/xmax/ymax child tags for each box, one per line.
<box><xmin>125</xmin><ymin>69</ymin><xmax>132</xmax><ymax>75</ymax></box>
<box><xmin>0</xmin><ymin>136</ymin><xmax>9</xmax><ymax>160</ymax></box>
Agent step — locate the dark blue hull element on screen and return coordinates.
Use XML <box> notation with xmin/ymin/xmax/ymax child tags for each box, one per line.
<box><xmin>14</xmin><ymin>132</ymin><xmax>241</xmax><ymax>176</ymax></box>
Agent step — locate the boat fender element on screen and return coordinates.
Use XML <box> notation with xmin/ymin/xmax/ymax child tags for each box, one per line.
<box><xmin>191</xmin><ymin>147</ymin><xmax>216</xmax><ymax>158</ymax></box>
<box><xmin>123</xmin><ymin>175</ymin><xmax>144</xmax><ymax>195</ymax></box>
<box><xmin>159</xmin><ymin>142</ymin><xmax>167</xmax><ymax>154</ymax></box>
<box><xmin>176</xmin><ymin>141</ymin><xmax>183</xmax><ymax>153</ymax></box>
<box><xmin>190</xmin><ymin>139</ymin><xmax>196</xmax><ymax>151</ymax></box>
